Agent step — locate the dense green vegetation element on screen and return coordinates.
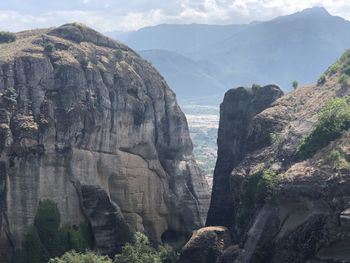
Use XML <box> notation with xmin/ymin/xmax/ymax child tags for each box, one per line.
<box><xmin>14</xmin><ymin>200</ymin><xmax>92</xmax><ymax>263</ymax></box>
<box><xmin>60</xmin><ymin>224</ymin><xmax>93</xmax><ymax>253</ymax></box>
<box><xmin>16</xmin><ymin>206</ymin><xmax>176</xmax><ymax>263</ymax></box>
<box><xmin>49</xmin><ymin>251</ymin><xmax>111</xmax><ymax>263</ymax></box>
<box><xmin>49</xmin><ymin>232</ymin><xmax>178</xmax><ymax>263</ymax></box>
<box><xmin>34</xmin><ymin>200</ymin><xmax>65</xmax><ymax>257</ymax></box>
<box><xmin>0</xmin><ymin>31</ymin><xmax>16</xmax><ymax>43</ymax></box>
<box><xmin>297</xmin><ymin>97</ymin><xmax>350</xmax><ymax>160</ymax></box>
<box><xmin>114</xmin><ymin>232</ymin><xmax>178</xmax><ymax>263</ymax></box>
<box><xmin>14</xmin><ymin>225</ymin><xmax>50</xmax><ymax>263</ymax></box>
<box><xmin>236</xmin><ymin>169</ymin><xmax>279</xmax><ymax>235</ymax></box>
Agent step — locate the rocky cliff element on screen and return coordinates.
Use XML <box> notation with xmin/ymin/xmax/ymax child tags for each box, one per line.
<box><xmin>188</xmin><ymin>51</ymin><xmax>350</xmax><ymax>263</ymax></box>
<box><xmin>0</xmin><ymin>23</ymin><xmax>210</xmax><ymax>261</ymax></box>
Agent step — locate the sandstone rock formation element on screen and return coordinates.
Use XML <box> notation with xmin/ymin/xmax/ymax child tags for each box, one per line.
<box><xmin>0</xmin><ymin>23</ymin><xmax>210</xmax><ymax>262</ymax></box>
<box><xmin>204</xmin><ymin>65</ymin><xmax>350</xmax><ymax>262</ymax></box>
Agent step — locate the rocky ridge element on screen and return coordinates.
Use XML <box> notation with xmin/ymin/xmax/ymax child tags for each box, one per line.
<box><xmin>182</xmin><ymin>51</ymin><xmax>350</xmax><ymax>262</ymax></box>
<box><xmin>0</xmin><ymin>23</ymin><xmax>210</xmax><ymax>261</ymax></box>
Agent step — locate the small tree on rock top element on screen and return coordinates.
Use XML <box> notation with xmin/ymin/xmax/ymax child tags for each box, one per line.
<box><xmin>292</xmin><ymin>80</ymin><xmax>298</xmax><ymax>90</ymax></box>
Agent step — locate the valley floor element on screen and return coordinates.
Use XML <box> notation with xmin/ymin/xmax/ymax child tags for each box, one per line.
<box><xmin>182</xmin><ymin>105</ymin><xmax>219</xmax><ymax>189</ymax></box>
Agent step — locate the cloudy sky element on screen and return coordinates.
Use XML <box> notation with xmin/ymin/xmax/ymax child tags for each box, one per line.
<box><xmin>0</xmin><ymin>0</ymin><xmax>350</xmax><ymax>32</ymax></box>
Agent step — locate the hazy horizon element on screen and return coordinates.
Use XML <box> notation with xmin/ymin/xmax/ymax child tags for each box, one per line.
<box><xmin>1</xmin><ymin>1</ymin><xmax>350</xmax><ymax>33</ymax></box>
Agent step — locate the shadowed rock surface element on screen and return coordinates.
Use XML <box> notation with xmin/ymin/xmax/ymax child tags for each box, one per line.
<box><xmin>206</xmin><ymin>85</ymin><xmax>284</xmax><ymax>228</ymax></box>
<box><xmin>203</xmin><ymin>56</ymin><xmax>350</xmax><ymax>262</ymax></box>
<box><xmin>179</xmin><ymin>226</ymin><xmax>232</xmax><ymax>263</ymax></box>
<box><xmin>0</xmin><ymin>23</ymin><xmax>210</xmax><ymax>262</ymax></box>
<box><xmin>80</xmin><ymin>185</ymin><xmax>131</xmax><ymax>256</ymax></box>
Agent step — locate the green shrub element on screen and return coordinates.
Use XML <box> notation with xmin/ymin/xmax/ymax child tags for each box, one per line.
<box><xmin>328</xmin><ymin>149</ymin><xmax>342</xmax><ymax>165</ymax></box>
<box><xmin>252</xmin><ymin>84</ymin><xmax>261</xmax><ymax>89</ymax></box>
<box><xmin>115</xmin><ymin>50</ymin><xmax>123</xmax><ymax>60</ymax></box>
<box><xmin>236</xmin><ymin>169</ymin><xmax>279</xmax><ymax>235</ymax></box>
<box><xmin>339</xmin><ymin>74</ymin><xmax>349</xmax><ymax>88</ymax></box>
<box><xmin>48</xmin><ymin>232</ymin><xmax>178</xmax><ymax>263</ymax></box>
<box><xmin>339</xmin><ymin>49</ymin><xmax>350</xmax><ymax>65</ymax></box>
<box><xmin>16</xmin><ymin>200</ymin><xmax>93</xmax><ymax>263</ymax></box>
<box><xmin>60</xmin><ymin>224</ymin><xmax>92</xmax><ymax>252</ymax></box>
<box><xmin>43</xmin><ymin>42</ymin><xmax>55</xmax><ymax>53</ymax></box>
<box><xmin>327</xmin><ymin>149</ymin><xmax>350</xmax><ymax>171</ymax></box>
<box><xmin>342</xmin><ymin>64</ymin><xmax>350</xmax><ymax>76</ymax></box>
<box><xmin>49</xmin><ymin>251</ymin><xmax>112</xmax><ymax>263</ymax></box>
<box><xmin>13</xmin><ymin>225</ymin><xmax>50</xmax><ymax>263</ymax></box>
<box><xmin>297</xmin><ymin>97</ymin><xmax>350</xmax><ymax>160</ymax></box>
<box><xmin>327</xmin><ymin>63</ymin><xmax>341</xmax><ymax>75</ymax></box>
<box><xmin>158</xmin><ymin>245</ymin><xmax>179</xmax><ymax>263</ymax></box>
<box><xmin>0</xmin><ymin>31</ymin><xmax>16</xmax><ymax>43</ymax></box>
<box><xmin>34</xmin><ymin>200</ymin><xmax>65</xmax><ymax>258</ymax></box>
<box><xmin>256</xmin><ymin>169</ymin><xmax>279</xmax><ymax>202</ymax></box>
<box><xmin>317</xmin><ymin>74</ymin><xmax>326</xmax><ymax>85</ymax></box>
<box><xmin>114</xmin><ymin>232</ymin><xmax>178</xmax><ymax>263</ymax></box>
<box><xmin>292</xmin><ymin>80</ymin><xmax>298</xmax><ymax>90</ymax></box>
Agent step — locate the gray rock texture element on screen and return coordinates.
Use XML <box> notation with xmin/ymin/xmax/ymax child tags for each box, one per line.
<box><xmin>0</xmin><ymin>23</ymin><xmax>210</xmax><ymax>261</ymax></box>
<box><xmin>179</xmin><ymin>226</ymin><xmax>232</xmax><ymax>263</ymax></box>
<box><xmin>205</xmin><ymin>78</ymin><xmax>350</xmax><ymax>262</ymax></box>
<box><xmin>206</xmin><ymin>85</ymin><xmax>284</xmax><ymax>228</ymax></box>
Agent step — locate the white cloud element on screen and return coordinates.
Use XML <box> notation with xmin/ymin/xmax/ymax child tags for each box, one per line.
<box><xmin>0</xmin><ymin>0</ymin><xmax>350</xmax><ymax>32</ymax></box>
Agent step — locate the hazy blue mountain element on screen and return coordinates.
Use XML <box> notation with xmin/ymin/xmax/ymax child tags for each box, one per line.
<box><xmin>111</xmin><ymin>7</ymin><xmax>350</xmax><ymax>103</ymax></box>
<box><xmin>140</xmin><ymin>50</ymin><xmax>226</xmax><ymax>104</ymax></box>
<box><xmin>108</xmin><ymin>23</ymin><xmax>248</xmax><ymax>55</ymax></box>
<box><xmin>194</xmin><ymin>7</ymin><xmax>350</xmax><ymax>90</ymax></box>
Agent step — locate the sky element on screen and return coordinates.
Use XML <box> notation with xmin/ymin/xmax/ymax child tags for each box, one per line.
<box><xmin>0</xmin><ymin>0</ymin><xmax>350</xmax><ymax>32</ymax></box>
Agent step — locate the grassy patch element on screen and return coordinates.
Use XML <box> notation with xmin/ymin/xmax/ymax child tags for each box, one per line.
<box><xmin>297</xmin><ymin>97</ymin><xmax>350</xmax><ymax>160</ymax></box>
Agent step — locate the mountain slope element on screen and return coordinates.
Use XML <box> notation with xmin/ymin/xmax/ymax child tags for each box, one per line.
<box><xmin>195</xmin><ymin>7</ymin><xmax>350</xmax><ymax>90</ymax></box>
<box><xmin>140</xmin><ymin>50</ymin><xmax>226</xmax><ymax>104</ymax></box>
<box><xmin>108</xmin><ymin>23</ymin><xmax>248</xmax><ymax>56</ymax></box>
<box><xmin>114</xmin><ymin>7</ymin><xmax>350</xmax><ymax>104</ymax></box>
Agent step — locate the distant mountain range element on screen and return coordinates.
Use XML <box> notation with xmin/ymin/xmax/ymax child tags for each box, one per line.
<box><xmin>108</xmin><ymin>7</ymin><xmax>350</xmax><ymax>104</ymax></box>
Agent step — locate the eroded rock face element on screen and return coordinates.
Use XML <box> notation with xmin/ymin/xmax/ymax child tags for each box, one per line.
<box><xmin>0</xmin><ymin>23</ymin><xmax>210</xmax><ymax>261</ymax></box>
<box><xmin>179</xmin><ymin>226</ymin><xmax>232</xmax><ymax>263</ymax></box>
<box><xmin>80</xmin><ymin>185</ymin><xmax>131</xmax><ymax>256</ymax></box>
<box><xmin>205</xmin><ymin>73</ymin><xmax>350</xmax><ymax>262</ymax></box>
<box><xmin>206</xmin><ymin>85</ymin><xmax>284</xmax><ymax>228</ymax></box>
